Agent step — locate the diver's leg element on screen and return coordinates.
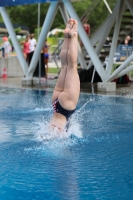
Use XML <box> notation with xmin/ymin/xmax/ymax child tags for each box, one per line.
<box><xmin>58</xmin><ymin>20</ymin><xmax>80</xmax><ymax>110</ymax></box>
<box><xmin>52</xmin><ymin>19</ymin><xmax>73</xmax><ymax>102</ymax></box>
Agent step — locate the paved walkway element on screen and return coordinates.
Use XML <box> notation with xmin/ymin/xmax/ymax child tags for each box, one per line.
<box><xmin>0</xmin><ymin>77</ymin><xmax>133</xmax><ymax>97</ymax></box>
<box><xmin>0</xmin><ymin>55</ymin><xmax>133</xmax><ymax>96</ymax></box>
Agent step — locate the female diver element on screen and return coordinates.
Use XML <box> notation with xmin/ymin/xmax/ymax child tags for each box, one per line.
<box><xmin>49</xmin><ymin>18</ymin><xmax>80</xmax><ymax>134</ymax></box>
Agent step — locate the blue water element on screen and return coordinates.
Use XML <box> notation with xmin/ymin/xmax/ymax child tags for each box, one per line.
<box><xmin>0</xmin><ymin>87</ymin><xmax>133</xmax><ymax>200</ymax></box>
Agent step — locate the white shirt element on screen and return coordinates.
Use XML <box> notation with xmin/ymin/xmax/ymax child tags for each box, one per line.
<box><xmin>29</xmin><ymin>38</ymin><xmax>37</xmax><ymax>52</ymax></box>
<box><xmin>4</xmin><ymin>41</ymin><xmax>11</xmax><ymax>53</ymax></box>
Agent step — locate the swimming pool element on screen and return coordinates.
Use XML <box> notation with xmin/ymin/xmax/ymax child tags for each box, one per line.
<box><xmin>0</xmin><ymin>87</ymin><xmax>133</xmax><ymax>199</ymax></box>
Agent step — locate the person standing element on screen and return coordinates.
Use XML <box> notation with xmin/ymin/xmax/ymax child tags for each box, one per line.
<box><xmin>80</xmin><ymin>16</ymin><xmax>90</xmax><ymax>47</ymax></box>
<box><xmin>28</xmin><ymin>34</ymin><xmax>37</xmax><ymax>65</ymax></box>
<box><xmin>82</xmin><ymin>16</ymin><xmax>90</xmax><ymax>37</ymax></box>
<box><xmin>20</xmin><ymin>35</ymin><xmax>30</xmax><ymax>61</ymax></box>
<box><xmin>3</xmin><ymin>37</ymin><xmax>11</xmax><ymax>58</ymax></box>
<box><xmin>1</xmin><ymin>40</ymin><xmax>5</xmax><ymax>57</ymax></box>
<box><xmin>43</xmin><ymin>39</ymin><xmax>50</xmax><ymax>78</ymax></box>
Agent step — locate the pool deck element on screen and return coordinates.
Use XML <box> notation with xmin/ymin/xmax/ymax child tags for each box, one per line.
<box><xmin>0</xmin><ymin>76</ymin><xmax>133</xmax><ymax>97</ymax></box>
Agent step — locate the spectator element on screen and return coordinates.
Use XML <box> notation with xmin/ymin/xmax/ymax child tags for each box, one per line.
<box><xmin>3</xmin><ymin>37</ymin><xmax>11</xmax><ymax>58</ymax></box>
<box><xmin>11</xmin><ymin>45</ymin><xmax>14</xmax><ymax>53</ymax></box>
<box><xmin>20</xmin><ymin>36</ymin><xmax>30</xmax><ymax>61</ymax></box>
<box><xmin>43</xmin><ymin>39</ymin><xmax>50</xmax><ymax>78</ymax></box>
<box><xmin>0</xmin><ymin>39</ymin><xmax>5</xmax><ymax>57</ymax></box>
<box><xmin>80</xmin><ymin>16</ymin><xmax>90</xmax><ymax>47</ymax></box>
<box><xmin>82</xmin><ymin>16</ymin><xmax>90</xmax><ymax>36</ymax></box>
<box><xmin>28</xmin><ymin>33</ymin><xmax>37</xmax><ymax>65</ymax></box>
<box><xmin>124</xmin><ymin>35</ymin><xmax>132</xmax><ymax>45</ymax></box>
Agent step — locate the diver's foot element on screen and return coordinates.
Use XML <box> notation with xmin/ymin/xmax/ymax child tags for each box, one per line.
<box><xmin>69</xmin><ymin>19</ymin><xmax>78</xmax><ymax>37</ymax></box>
<box><xmin>64</xmin><ymin>18</ymin><xmax>73</xmax><ymax>38</ymax></box>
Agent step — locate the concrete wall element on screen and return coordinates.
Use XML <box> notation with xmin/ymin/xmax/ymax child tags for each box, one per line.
<box><xmin>0</xmin><ymin>56</ymin><xmax>24</xmax><ymax>77</ymax></box>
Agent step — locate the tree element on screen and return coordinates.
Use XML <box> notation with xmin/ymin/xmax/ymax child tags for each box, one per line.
<box><xmin>4</xmin><ymin>0</ymin><xmax>117</xmax><ymax>34</ymax></box>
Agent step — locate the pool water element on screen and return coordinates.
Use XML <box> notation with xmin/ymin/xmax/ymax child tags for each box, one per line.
<box><xmin>0</xmin><ymin>88</ymin><xmax>133</xmax><ymax>200</ymax></box>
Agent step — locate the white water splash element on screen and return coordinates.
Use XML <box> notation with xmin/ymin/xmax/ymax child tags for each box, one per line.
<box><xmin>35</xmin><ymin>113</ymin><xmax>82</xmax><ymax>141</ymax></box>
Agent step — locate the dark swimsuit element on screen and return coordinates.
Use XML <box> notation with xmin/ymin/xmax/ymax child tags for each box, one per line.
<box><xmin>52</xmin><ymin>99</ymin><xmax>75</xmax><ymax>131</ymax></box>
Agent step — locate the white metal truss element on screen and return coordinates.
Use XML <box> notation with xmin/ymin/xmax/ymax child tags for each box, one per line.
<box><xmin>1</xmin><ymin>0</ymin><xmax>133</xmax><ymax>82</ymax></box>
<box><xmin>0</xmin><ymin>7</ymin><xmax>28</xmax><ymax>76</ymax></box>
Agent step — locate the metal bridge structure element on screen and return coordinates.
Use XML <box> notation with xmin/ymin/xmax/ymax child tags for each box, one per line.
<box><xmin>0</xmin><ymin>0</ymin><xmax>133</xmax><ymax>83</ymax></box>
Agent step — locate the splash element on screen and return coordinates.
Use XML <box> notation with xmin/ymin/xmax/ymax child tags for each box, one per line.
<box><xmin>35</xmin><ymin>112</ymin><xmax>82</xmax><ymax>142</ymax></box>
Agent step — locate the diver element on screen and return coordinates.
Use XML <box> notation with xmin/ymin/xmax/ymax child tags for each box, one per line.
<box><xmin>49</xmin><ymin>18</ymin><xmax>80</xmax><ymax>135</ymax></box>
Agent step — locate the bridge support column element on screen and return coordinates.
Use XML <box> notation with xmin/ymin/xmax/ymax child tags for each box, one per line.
<box><xmin>62</xmin><ymin>0</ymin><xmax>106</xmax><ymax>82</ymax></box>
<box><xmin>28</xmin><ymin>1</ymin><xmax>59</xmax><ymax>77</ymax></box>
<box><xmin>97</xmin><ymin>82</ymin><xmax>116</xmax><ymax>92</ymax></box>
<box><xmin>59</xmin><ymin>3</ymin><xmax>87</xmax><ymax>69</ymax></box>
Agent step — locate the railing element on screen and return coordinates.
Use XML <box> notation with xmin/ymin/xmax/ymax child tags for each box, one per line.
<box><xmin>116</xmin><ymin>45</ymin><xmax>133</xmax><ymax>61</ymax></box>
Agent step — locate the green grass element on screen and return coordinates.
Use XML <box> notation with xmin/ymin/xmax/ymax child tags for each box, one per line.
<box><xmin>48</xmin><ymin>68</ymin><xmax>59</xmax><ymax>74</ymax></box>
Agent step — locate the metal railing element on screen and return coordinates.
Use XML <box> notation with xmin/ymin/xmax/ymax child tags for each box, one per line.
<box><xmin>116</xmin><ymin>45</ymin><xmax>133</xmax><ymax>61</ymax></box>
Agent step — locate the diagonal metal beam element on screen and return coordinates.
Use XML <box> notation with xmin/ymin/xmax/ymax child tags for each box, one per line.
<box><xmin>88</xmin><ymin>1</ymin><xmax>119</xmax><ymax>70</ymax></box>
<box><xmin>28</xmin><ymin>1</ymin><xmax>59</xmax><ymax>77</ymax></box>
<box><xmin>116</xmin><ymin>64</ymin><xmax>133</xmax><ymax>78</ymax></box>
<box><xmin>126</xmin><ymin>0</ymin><xmax>133</xmax><ymax>14</ymax></box>
<box><xmin>90</xmin><ymin>15</ymin><xmax>110</xmax><ymax>47</ymax></box>
<box><xmin>62</xmin><ymin>0</ymin><xmax>106</xmax><ymax>82</ymax></box>
<box><xmin>106</xmin><ymin>0</ymin><xmax>125</xmax><ymax>78</ymax></box>
<box><xmin>90</xmin><ymin>0</ymin><xmax>119</xmax><ymax>48</ymax></box>
<box><xmin>107</xmin><ymin>54</ymin><xmax>133</xmax><ymax>81</ymax></box>
<box><xmin>0</xmin><ymin>7</ymin><xmax>28</xmax><ymax>76</ymax></box>
<box><xmin>59</xmin><ymin>3</ymin><xmax>87</xmax><ymax>69</ymax></box>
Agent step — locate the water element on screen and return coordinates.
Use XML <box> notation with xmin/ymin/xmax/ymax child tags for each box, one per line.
<box><xmin>0</xmin><ymin>87</ymin><xmax>133</xmax><ymax>200</ymax></box>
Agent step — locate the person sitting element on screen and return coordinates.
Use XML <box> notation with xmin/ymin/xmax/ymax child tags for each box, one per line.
<box><xmin>124</xmin><ymin>35</ymin><xmax>132</xmax><ymax>46</ymax></box>
<box><xmin>49</xmin><ymin>18</ymin><xmax>80</xmax><ymax>134</ymax></box>
<box><xmin>28</xmin><ymin>33</ymin><xmax>37</xmax><ymax>65</ymax></box>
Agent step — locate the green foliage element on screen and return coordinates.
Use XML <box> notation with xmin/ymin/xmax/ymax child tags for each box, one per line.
<box><xmin>34</xmin><ymin>27</ymin><xmax>42</xmax><ymax>39</ymax></box>
<box><xmin>47</xmin><ymin>37</ymin><xmax>58</xmax><ymax>46</ymax></box>
<box><xmin>47</xmin><ymin>37</ymin><xmax>58</xmax><ymax>53</ymax></box>
<box><xmin>7</xmin><ymin>3</ymin><xmax>50</xmax><ymax>33</ymax></box>
<box><xmin>14</xmin><ymin>27</ymin><xmax>21</xmax><ymax>34</ymax></box>
<box><xmin>56</xmin><ymin>32</ymin><xmax>64</xmax><ymax>38</ymax></box>
<box><xmin>5</xmin><ymin>0</ymin><xmax>117</xmax><ymax>35</ymax></box>
<box><xmin>0</xmin><ymin>15</ymin><xmax>3</xmax><ymax>22</ymax></box>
